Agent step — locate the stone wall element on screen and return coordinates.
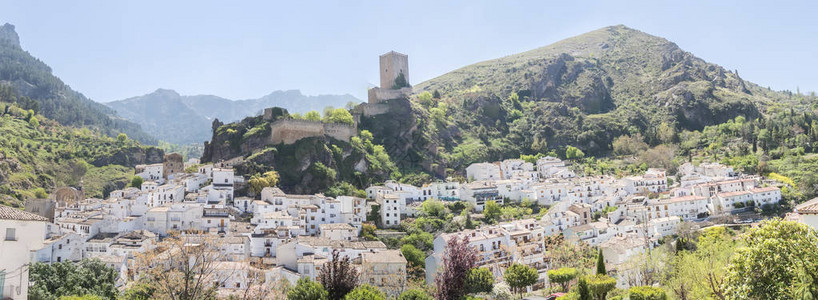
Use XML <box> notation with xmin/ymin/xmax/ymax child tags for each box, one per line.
<box><xmin>368</xmin><ymin>87</ymin><xmax>412</xmax><ymax>104</ymax></box>
<box><xmin>355</xmin><ymin>102</ymin><xmax>392</xmax><ymax>117</ymax></box>
<box><xmin>163</xmin><ymin>153</ymin><xmax>184</xmax><ymax>178</ymax></box>
<box><xmin>269</xmin><ymin>119</ymin><xmax>356</xmax><ymax>145</ymax></box>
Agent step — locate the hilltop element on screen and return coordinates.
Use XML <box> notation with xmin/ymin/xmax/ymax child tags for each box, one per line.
<box><xmin>106</xmin><ymin>88</ymin><xmax>361</xmax><ymax>144</ymax></box>
<box><xmin>396</xmin><ymin>25</ymin><xmax>807</xmax><ymax>174</ymax></box>
<box><xmin>0</xmin><ymin>23</ymin><xmax>156</xmax><ymax>144</ymax></box>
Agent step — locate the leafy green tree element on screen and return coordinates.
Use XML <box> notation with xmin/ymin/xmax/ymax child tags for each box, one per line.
<box><xmin>663</xmin><ymin>226</ymin><xmax>736</xmax><ymax>300</ymax></box>
<box><xmin>304</xmin><ymin>110</ymin><xmax>322</xmax><ymax>122</ymax></box>
<box><xmin>121</xmin><ymin>278</ymin><xmax>155</xmax><ymax>300</ymax></box>
<box><xmin>483</xmin><ymin>200</ymin><xmax>501</xmax><ymax>223</ymax></box>
<box><xmin>398</xmin><ymin>289</ymin><xmax>433</xmax><ymax>300</ymax></box>
<box><xmin>29</xmin><ymin>115</ymin><xmax>39</xmax><ymax>127</ymax></box>
<box><xmin>29</xmin><ymin>259</ymin><xmax>118</xmax><ymax>300</ymax></box>
<box><xmin>586</xmin><ymin>274</ymin><xmax>616</xmax><ymax>300</ymax></box>
<box><xmin>723</xmin><ymin>219</ymin><xmax>818</xmax><ymax>300</ymax></box>
<box><xmin>547</xmin><ymin>267</ymin><xmax>578</xmax><ymax>291</ymax></box>
<box><xmin>420</xmin><ymin>199</ymin><xmax>447</xmax><ymax>218</ymax></box>
<box><xmin>565</xmin><ymin>146</ymin><xmax>585</xmax><ymax>160</ymax></box>
<box><xmin>248</xmin><ymin>170</ymin><xmax>279</xmax><ymax>195</ymax></box>
<box><xmin>324</xmin><ymin>108</ymin><xmax>354</xmax><ymax>125</ymax></box>
<box><xmin>130</xmin><ymin>176</ymin><xmax>143</xmax><ymax>188</ymax></box>
<box><xmin>343</xmin><ymin>284</ymin><xmax>385</xmax><ymax>300</ymax></box>
<box><xmin>57</xmin><ymin>295</ymin><xmax>104</xmax><ymax>300</ymax></box>
<box><xmin>465</xmin><ymin>267</ymin><xmax>494</xmax><ymax>294</ymax></box>
<box><xmin>288</xmin><ymin>278</ymin><xmax>329</xmax><ymax>300</ymax></box>
<box><xmin>401</xmin><ymin>244</ymin><xmax>425</xmax><ymax>269</ymax></box>
<box><xmin>596</xmin><ymin>249</ymin><xmax>606</xmax><ymax>275</ymax></box>
<box><xmin>401</xmin><ymin>231</ymin><xmax>434</xmax><ymax>251</ymax></box>
<box><xmin>628</xmin><ymin>286</ymin><xmax>668</xmax><ymax>300</ymax></box>
<box><xmin>504</xmin><ymin>263</ymin><xmax>538</xmax><ymax>296</ymax></box>
<box><xmin>117</xmin><ymin>133</ymin><xmax>128</xmax><ymax>143</ymax></box>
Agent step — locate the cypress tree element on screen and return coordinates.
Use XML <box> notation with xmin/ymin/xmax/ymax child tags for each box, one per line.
<box><xmin>596</xmin><ymin>249</ymin><xmax>606</xmax><ymax>275</ymax></box>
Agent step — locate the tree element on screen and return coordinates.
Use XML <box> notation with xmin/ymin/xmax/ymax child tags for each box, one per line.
<box><xmin>401</xmin><ymin>244</ymin><xmax>425</xmax><ymax>269</ymax></box>
<box><xmin>420</xmin><ymin>199</ymin><xmax>447</xmax><ymax>218</ymax></box>
<box><xmin>398</xmin><ymin>288</ymin><xmax>433</xmax><ymax>300</ymax></box>
<box><xmin>248</xmin><ymin>170</ymin><xmax>280</xmax><ymax>195</ymax></box>
<box><xmin>117</xmin><ymin>133</ymin><xmax>128</xmax><ymax>143</ymax></box>
<box><xmin>465</xmin><ymin>267</ymin><xmax>494</xmax><ymax>294</ymax></box>
<box><xmin>304</xmin><ymin>110</ymin><xmax>322</xmax><ymax>122</ymax></box>
<box><xmin>596</xmin><ymin>249</ymin><xmax>606</xmax><ymax>275</ymax></box>
<box><xmin>319</xmin><ymin>249</ymin><xmax>360</xmax><ymax>300</ymax></box>
<box><xmin>121</xmin><ymin>277</ymin><xmax>156</xmax><ymax>300</ymax></box>
<box><xmin>722</xmin><ymin>220</ymin><xmax>818</xmax><ymax>299</ymax></box>
<box><xmin>435</xmin><ymin>235</ymin><xmax>478</xmax><ymax>300</ymax></box>
<box><xmin>483</xmin><ymin>200</ymin><xmax>501</xmax><ymax>223</ymax></box>
<box><xmin>577</xmin><ymin>276</ymin><xmax>591</xmax><ymax>300</ymax></box>
<box><xmin>504</xmin><ymin>263</ymin><xmax>538</xmax><ymax>296</ymax></box>
<box><xmin>29</xmin><ymin>115</ymin><xmax>39</xmax><ymax>127</ymax></box>
<box><xmin>547</xmin><ymin>267</ymin><xmax>578</xmax><ymax>292</ymax></box>
<box><xmin>324</xmin><ymin>108</ymin><xmax>354</xmax><ymax>125</ymax></box>
<box><xmin>130</xmin><ymin>176</ymin><xmax>143</xmax><ymax>188</ymax></box>
<box><xmin>288</xmin><ymin>278</ymin><xmax>329</xmax><ymax>300</ymax></box>
<box><xmin>393</xmin><ymin>72</ymin><xmax>409</xmax><ymax>89</ymax></box>
<box><xmin>29</xmin><ymin>259</ymin><xmax>118</xmax><ymax>300</ymax></box>
<box><xmin>629</xmin><ymin>286</ymin><xmax>668</xmax><ymax>300</ymax></box>
<box><xmin>343</xmin><ymin>284</ymin><xmax>385</xmax><ymax>300</ymax></box>
<box><xmin>586</xmin><ymin>274</ymin><xmax>616</xmax><ymax>300</ymax></box>
<box><xmin>565</xmin><ymin>146</ymin><xmax>585</xmax><ymax>160</ymax></box>
<box><xmin>133</xmin><ymin>233</ymin><xmax>225</xmax><ymax>300</ymax></box>
<box><xmin>662</xmin><ymin>226</ymin><xmax>736</xmax><ymax>300</ymax></box>
<box><xmin>432</xmin><ymin>90</ymin><xmax>441</xmax><ymax>99</ymax></box>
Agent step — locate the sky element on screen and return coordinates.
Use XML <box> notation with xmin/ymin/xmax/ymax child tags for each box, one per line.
<box><xmin>3</xmin><ymin>1</ymin><xmax>817</xmax><ymax>102</ymax></box>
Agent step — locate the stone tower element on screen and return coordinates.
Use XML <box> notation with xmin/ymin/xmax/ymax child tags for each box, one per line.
<box><xmin>379</xmin><ymin>51</ymin><xmax>409</xmax><ymax>89</ymax></box>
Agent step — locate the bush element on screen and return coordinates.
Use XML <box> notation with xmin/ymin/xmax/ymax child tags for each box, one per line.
<box><xmin>628</xmin><ymin>286</ymin><xmax>667</xmax><ymax>300</ymax></box>
<box><xmin>398</xmin><ymin>289</ymin><xmax>433</xmax><ymax>300</ymax></box>
<box><xmin>344</xmin><ymin>284</ymin><xmax>385</xmax><ymax>300</ymax></box>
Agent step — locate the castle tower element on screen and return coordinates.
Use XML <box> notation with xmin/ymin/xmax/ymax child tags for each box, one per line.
<box><xmin>379</xmin><ymin>51</ymin><xmax>409</xmax><ymax>89</ymax></box>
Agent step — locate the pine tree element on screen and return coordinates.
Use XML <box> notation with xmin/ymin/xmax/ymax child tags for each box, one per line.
<box><xmin>596</xmin><ymin>249</ymin><xmax>606</xmax><ymax>275</ymax></box>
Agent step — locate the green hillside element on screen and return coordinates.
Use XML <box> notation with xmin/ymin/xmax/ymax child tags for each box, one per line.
<box><xmin>0</xmin><ymin>23</ymin><xmax>156</xmax><ymax>144</ymax></box>
<box><xmin>0</xmin><ymin>85</ymin><xmax>163</xmax><ymax>207</ymax></box>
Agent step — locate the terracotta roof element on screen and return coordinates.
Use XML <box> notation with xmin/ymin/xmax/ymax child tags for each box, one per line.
<box><xmin>0</xmin><ymin>205</ymin><xmax>48</xmax><ymax>221</ymax></box>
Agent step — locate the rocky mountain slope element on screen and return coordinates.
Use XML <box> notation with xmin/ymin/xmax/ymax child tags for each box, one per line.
<box><xmin>107</xmin><ymin>89</ymin><xmax>360</xmax><ymax>144</ymax></box>
<box><xmin>0</xmin><ymin>23</ymin><xmax>156</xmax><ymax>144</ymax></box>
<box><xmin>401</xmin><ymin>25</ymin><xmax>799</xmax><ymax>172</ymax></box>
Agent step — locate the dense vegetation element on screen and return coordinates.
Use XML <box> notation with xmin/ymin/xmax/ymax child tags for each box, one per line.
<box><xmin>202</xmin><ymin>108</ymin><xmax>396</xmax><ymax>195</ymax></box>
<box><xmin>0</xmin><ymin>86</ymin><xmax>162</xmax><ymax>207</ymax></box>
<box><xmin>0</xmin><ymin>23</ymin><xmax>155</xmax><ymax>144</ymax></box>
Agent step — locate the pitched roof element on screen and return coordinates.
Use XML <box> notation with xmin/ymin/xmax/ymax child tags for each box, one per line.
<box><xmin>0</xmin><ymin>205</ymin><xmax>48</xmax><ymax>222</ymax></box>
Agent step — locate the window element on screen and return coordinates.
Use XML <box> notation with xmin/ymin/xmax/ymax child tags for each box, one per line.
<box><xmin>5</xmin><ymin>228</ymin><xmax>15</xmax><ymax>241</ymax></box>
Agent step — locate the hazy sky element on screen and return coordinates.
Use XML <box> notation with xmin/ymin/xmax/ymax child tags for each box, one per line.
<box><xmin>3</xmin><ymin>1</ymin><xmax>817</xmax><ymax>102</ymax></box>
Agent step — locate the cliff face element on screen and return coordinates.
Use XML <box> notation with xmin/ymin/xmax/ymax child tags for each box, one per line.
<box><xmin>201</xmin><ymin>108</ymin><xmax>395</xmax><ymax>194</ymax></box>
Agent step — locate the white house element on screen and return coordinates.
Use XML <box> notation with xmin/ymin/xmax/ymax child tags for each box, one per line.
<box><xmin>0</xmin><ymin>205</ymin><xmax>49</xmax><ymax>300</ymax></box>
<box><xmin>466</xmin><ymin>163</ymin><xmax>502</xmax><ymax>181</ymax></box>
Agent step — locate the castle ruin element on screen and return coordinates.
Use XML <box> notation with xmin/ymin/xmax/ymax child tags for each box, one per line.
<box><xmin>368</xmin><ymin>51</ymin><xmax>412</xmax><ymax>104</ymax></box>
<box><xmin>268</xmin><ymin>119</ymin><xmax>356</xmax><ymax>145</ymax></box>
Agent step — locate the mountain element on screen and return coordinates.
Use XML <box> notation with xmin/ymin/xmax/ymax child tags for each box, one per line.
<box><xmin>387</xmin><ymin>25</ymin><xmax>800</xmax><ymax>174</ymax></box>
<box><xmin>0</xmin><ymin>23</ymin><xmax>156</xmax><ymax>144</ymax></box>
<box><xmin>0</xmin><ymin>85</ymin><xmax>164</xmax><ymax>207</ymax></box>
<box><xmin>106</xmin><ymin>89</ymin><xmax>361</xmax><ymax>144</ymax></box>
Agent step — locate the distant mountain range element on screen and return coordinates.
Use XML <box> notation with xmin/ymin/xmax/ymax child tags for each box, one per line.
<box><xmin>0</xmin><ymin>23</ymin><xmax>155</xmax><ymax>144</ymax></box>
<box><xmin>106</xmin><ymin>89</ymin><xmax>361</xmax><ymax>144</ymax></box>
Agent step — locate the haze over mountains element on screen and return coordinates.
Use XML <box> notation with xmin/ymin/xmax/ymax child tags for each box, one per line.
<box><xmin>106</xmin><ymin>89</ymin><xmax>360</xmax><ymax>144</ymax></box>
<box><xmin>0</xmin><ymin>23</ymin><xmax>155</xmax><ymax>144</ymax></box>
